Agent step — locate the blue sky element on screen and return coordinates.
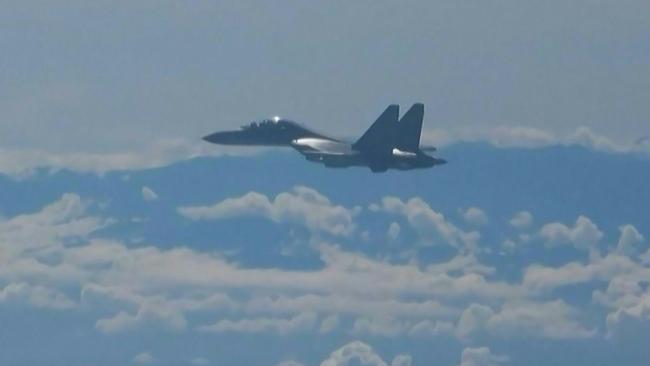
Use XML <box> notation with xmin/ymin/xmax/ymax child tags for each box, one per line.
<box><xmin>1</xmin><ymin>145</ymin><xmax>649</xmax><ymax>366</ymax></box>
<box><xmin>1</xmin><ymin>2</ymin><xmax>650</xmax><ymax>366</ymax></box>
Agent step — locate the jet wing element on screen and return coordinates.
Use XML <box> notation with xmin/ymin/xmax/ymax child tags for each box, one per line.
<box><xmin>291</xmin><ymin>138</ymin><xmax>355</xmax><ymax>155</ymax></box>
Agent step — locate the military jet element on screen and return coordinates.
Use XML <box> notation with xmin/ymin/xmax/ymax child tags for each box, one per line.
<box><xmin>203</xmin><ymin>104</ymin><xmax>446</xmax><ymax>173</ymax></box>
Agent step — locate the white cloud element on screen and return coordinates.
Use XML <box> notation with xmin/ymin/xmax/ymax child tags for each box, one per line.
<box><xmin>482</xmin><ymin>126</ymin><xmax>557</xmax><ymax>149</ymax></box>
<box><xmin>431</xmin><ymin>125</ymin><xmax>650</xmax><ymax>154</ymax></box>
<box><xmin>605</xmin><ymin>292</ymin><xmax>650</xmax><ymax>337</ymax></box>
<box><xmin>387</xmin><ymin>222</ymin><xmax>401</xmax><ymax>240</ymax></box>
<box><xmin>85</xmin><ymin>285</ymin><xmax>234</xmax><ymax>334</ymax></box>
<box><xmin>540</xmin><ymin>216</ymin><xmax>603</xmax><ymax>251</ymax></box>
<box><xmin>178</xmin><ymin>187</ymin><xmax>357</xmax><ymax>236</ymax></box>
<box><xmin>616</xmin><ymin>225</ymin><xmax>644</xmax><ymax>256</ymax></box>
<box><xmin>319</xmin><ymin>341</ymin><xmax>410</xmax><ymax>366</ymax></box>
<box><xmin>0</xmin><ymin>282</ymin><xmax>75</xmax><ymax>310</ymax></box>
<box><xmin>500</xmin><ymin>239</ymin><xmax>517</xmax><ymax>253</ymax></box>
<box><xmin>0</xmin><ymin>193</ymin><xmax>608</xmax><ymax>343</ymax></box>
<box><xmin>319</xmin><ymin>314</ymin><xmax>339</xmax><ymax>334</ymax></box>
<box><xmin>0</xmin><ymin>137</ymin><xmax>268</xmax><ymax>179</ymax></box>
<box><xmin>456</xmin><ymin>301</ymin><xmax>595</xmax><ymax>340</ymax></box>
<box><xmin>460</xmin><ymin>347</ymin><xmax>508</xmax><ymax>366</ymax></box>
<box><xmin>0</xmin><ymin>193</ymin><xmax>107</xmax><ymax>256</ymax></box>
<box><xmin>244</xmin><ymin>294</ymin><xmax>455</xmax><ymax>322</ymax></box>
<box><xmin>485</xmin><ymin>301</ymin><xmax>595</xmax><ymax>340</ymax></box>
<box><xmin>142</xmin><ymin>186</ymin><xmax>159</xmax><ymax>201</ymax></box>
<box><xmin>593</xmin><ymin>277</ymin><xmax>644</xmax><ymax>310</ymax></box>
<box><xmin>0</xmin><ymin>193</ymin><xmax>519</xmax><ymax>340</ymax></box>
<box><xmin>593</xmin><ymin>278</ymin><xmax>650</xmax><ymax>338</ymax></box>
<box><xmin>408</xmin><ymin>320</ymin><xmax>455</xmax><ymax>338</ymax></box>
<box><xmin>353</xmin><ymin>315</ymin><xmax>408</xmax><ymax>337</ymax></box>
<box><xmin>133</xmin><ymin>352</ymin><xmax>156</xmax><ymax>364</ymax></box>
<box><xmin>567</xmin><ymin>127</ymin><xmax>621</xmax><ymax>152</ymax></box>
<box><xmin>391</xmin><ymin>355</ymin><xmax>412</xmax><ymax>366</ymax></box>
<box><xmin>456</xmin><ymin>303</ymin><xmax>494</xmax><ymax>340</ymax></box>
<box><xmin>509</xmin><ymin>211</ymin><xmax>533</xmax><ymax>230</ymax></box>
<box><xmin>642</xmin><ymin>249</ymin><xmax>650</xmax><ymax>265</ymax></box>
<box><xmin>460</xmin><ymin>207</ymin><xmax>488</xmax><ymax>227</ymax></box>
<box><xmin>425</xmin><ymin>254</ymin><xmax>495</xmax><ymax>276</ymax></box>
<box><xmin>523</xmin><ymin>253</ymin><xmax>650</xmax><ymax>292</ymax></box>
<box><xmin>197</xmin><ymin>312</ymin><xmax>317</xmax><ymax>335</ymax></box>
<box><xmin>373</xmin><ymin>197</ymin><xmax>479</xmax><ymax>249</ymax></box>
<box><xmin>95</xmin><ymin>305</ymin><xmax>187</xmax><ymax>334</ymax></box>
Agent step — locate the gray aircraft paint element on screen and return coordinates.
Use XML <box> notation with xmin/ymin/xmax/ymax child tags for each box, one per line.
<box><xmin>203</xmin><ymin>104</ymin><xmax>446</xmax><ymax>173</ymax></box>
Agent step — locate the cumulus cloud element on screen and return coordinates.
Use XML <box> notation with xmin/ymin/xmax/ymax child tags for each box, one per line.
<box><xmin>460</xmin><ymin>347</ymin><xmax>508</xmax><ymax>366</ymax></box>
<box><xmin>391</xmin><ymin>355</ymin><xmax>412</xmax><ymax>366</ymax></box>
<box><xmin>593</xmin><ymin>278</ymin><xmax>650</xmax><ymax>338</ymax></box>
<box><xmin>0</xmin><ymin>136</ymin><xmax>272</xmax><ymax>179</ymax></box>
<box><xmin>616</xmin><ymin>225</ymin><xmax>644</xmax><ymax>256</ymax></box>
<box><xmin>408</xmin><ymin>320</ymin><xmax>455</xmax><ymax>338</ymax></box>
<box><xmin>605</xmin><ymin>292</ymin><xmax>650</xmax><ymax>337</ymax></box>
<box><xmin>456</xmin><ymin>303</ymin><xmax>494</xmax><ymax>340</ymax></box>
<box><xmin>486</xmin><ymin>301</ymin><xmax>595</xmax><ymax>340</ymax></box>
<box><xmin>460</xmin><ymin>207</ymin><xmax>488</xmax><ymax>227</ymax></box>
<box><xmin>567</xmin><ymin>127</ymin><xmax>621</xmax><ymax>152</ymax></box>
<box><xmin>523</xmin><ymin>253</ymin><xmax>650</xmax><ymax>292</ymax></box>
<box><xmin>178</xmin><ymin>186</ymin><xmax>357</xmax><ymax>236</ymax></box>
<box><xmin>0</xmin><ymin>193</ymin><xmax>108</xmax><ymax>255</ymax></box>
<box><xmin>0</xmin><ymin>193</ymin><xmax>613</xmax><ymax>344</ymax></box>
<box><xmin>95</xmin><ymin>305</ymin><xmax>187</xmax><ymax>334</ymax></box>
<box><xmin>456</xmin><ymin>300</ymin><xmax>595</xmax><ymax>340</ymax></box>
<box><xmin>141</xmin><ymin>186</ymin><xmax>159</xmax><ymax>201</ymax></box>
<box><xmin>0</xmin><ymin>192</ymin><xmax>509</xmax><ymax>337</ymax></box>
<box><xmin>320</xmin><ymin>341</ymin><xmax>411</xmax><ymax>366</ymax></box>
<box><xmin>319</xmin><ymin>314</ymin><xmax>340</xmax><ymax>334</ymax></box>
<box><xmin>435</xmin><ymin>125</ymin><xmax>650</xmax><ymax>154</ymax></box>
<box><xmin>540</xmin><ymin>216</ymin><xmax>603</xmax><ymax>251</ymax></box>
<box><xmin>500</xmin><ymin>239</ymin><xmax>517</xmax><ymax>253</ymax></box>
<box><xmin>0</xmin><ymin>283</ymin><xmax>75</xmax><ymax>310</ymax></box>
<box><xmin>387</xmin><ymin>222</ymin><xmax>401</xmax><ymax>240</ymax></box>
<box><xmin>480</xmin><ymin>125</ymin><xmax>630</xmax><ymax>153</ymax></box>
<box><xmin>372</xmin><ymin>196</ymin><xmax>479</xmax><ymax>249</ymax></box>
<box><xmin>509</xmin><ymin>211</ymin><xmax>533</xmax><ymax>230</ymax></box>
<box><xmin>482</xmin><ymin>126</ymin><xmax>557</xmax><ymax>149</ymax></box>
<box><xmin>197</xmin><ymin>312</ymin><xmax>317</xmax><ymax>335</ymax></box>
<box><xmin>352</xmin><ymin>315</ymin><xmax>408</xmax><ymax>337</ymax></box>
<box><xmin>85</xmin><ymin>285</ymin><xmax>234</xmax><ymax>334</ymax></box>
<box><xmin>244</xmin><ymin>294</ymin><xmax>455</xmax><ymax>324</ymax></box>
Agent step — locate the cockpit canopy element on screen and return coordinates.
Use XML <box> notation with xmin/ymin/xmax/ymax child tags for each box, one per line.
<box><xmin>241</xmin><ymin>117</ymin><xmax>299</xmax><ymax>130</ymax></box>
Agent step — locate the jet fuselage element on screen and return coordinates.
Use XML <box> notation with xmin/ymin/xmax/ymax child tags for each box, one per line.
<box><xmin>202</xmin><ymin>105</ymin><xmax>446</xmax><ymax>173</ymax></box>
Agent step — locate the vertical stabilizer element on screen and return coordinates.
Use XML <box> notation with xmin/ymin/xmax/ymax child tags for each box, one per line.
<box><xmin>353</xmin><ymin>104</ymin><xmax>399</xmax><ymax>151</ymax></box>
<box><xmin>396</xmin><ymin>103</ymin><xmax>424</xmax><ymax>151</ymax></box>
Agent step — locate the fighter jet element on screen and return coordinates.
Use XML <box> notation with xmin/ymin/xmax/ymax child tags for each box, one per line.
<box><xmin>203</xmin><ymin>104</ymin><xmax>446</xmax><ymax>172</ymax></box>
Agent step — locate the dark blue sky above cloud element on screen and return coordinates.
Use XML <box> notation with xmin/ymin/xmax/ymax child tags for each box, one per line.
<box><xmin>1</xmin><ymin>143</ymin><xmax>649</xmax><ymax>366</ymax></box>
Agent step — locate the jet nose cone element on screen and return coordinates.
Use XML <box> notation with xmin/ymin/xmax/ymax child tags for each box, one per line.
<box><xmin>203</xmin><ymin>131</ymin><xmax>235</xmax><ymax>144</ymax></box>
<box><xmin>436</xmin><ymin>158</ymin><xmax>447</xmax><ymax>165</ymax></box>
<box><xmin>202</xmin><ymin>132</ymin><xmax>219</xmax><ymax>143</ymax></box>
